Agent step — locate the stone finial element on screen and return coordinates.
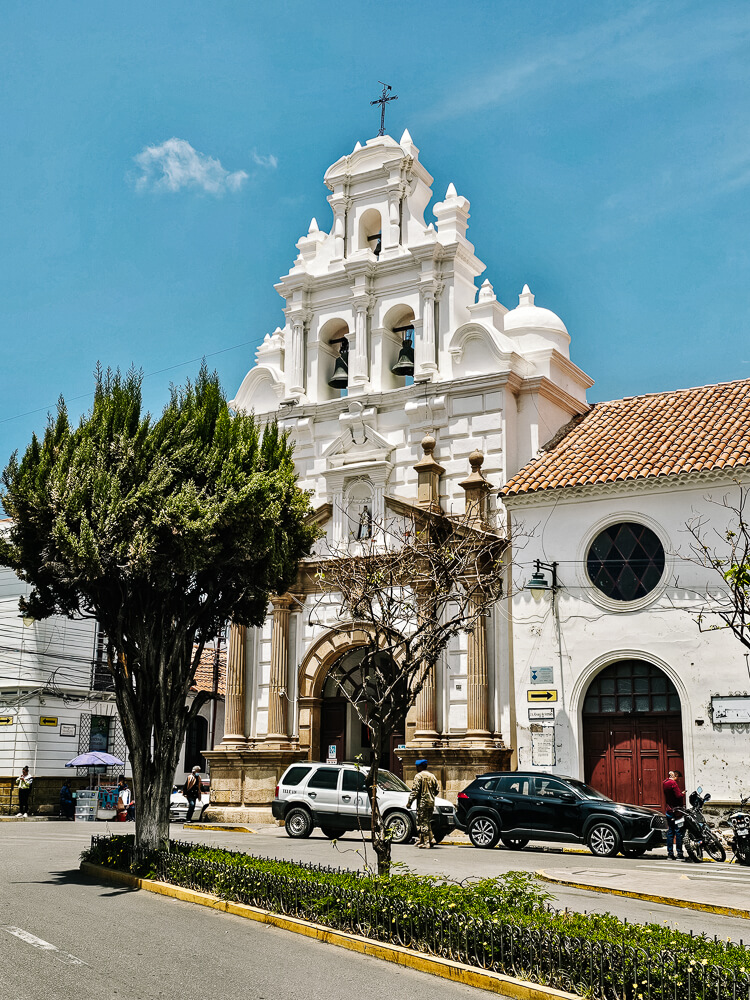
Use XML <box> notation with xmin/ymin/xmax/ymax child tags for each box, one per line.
<box><xmin>459</xmin><ymin>448</ymin><xmax>493</xmax><ymax>527</ymax></box>
<box><xmin>353</xmin><ymin>140</ymin><xmax>362</xmax><ymax>151</ymax></box>
<box><xmin>519</xmin><ymin>284</ymin><xmax>535</xmax><ymax>307</ymax></box>
<box><xmin>478</xmin><ymin>278</ymin><xmax>495</xmax><ymax>303</ymax></box>
<box><xmin>421</xmin><ymin>434</ymin><xmax>436</xmax><ymax>457</ymax></box>
<box><xmin>400</xmin><ymin>128</ymin><xmax>414</xmax><ymax>146</ymax></box>
<box><xmin>308</xmin><ymin>217</ymin><xmax>319</xmax><ymax>234</ymax></box>
<box><xmin>445</xmin><ymin>181</ymin><xmax>458</xmax><ymax>200</ymax></box>
<box><xmin>413</xmin><ymin>434</ymin><xmax>444</xmax><ymax>513</ymax></box>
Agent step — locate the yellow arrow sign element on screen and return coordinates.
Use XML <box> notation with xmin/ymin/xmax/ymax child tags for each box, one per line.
<box><xmin>39</xmin><ymin>716</ymin><xmax>58</xmax><ymax>727</ymax></box>
<box><xmin>0</xmin><ymin>716</ymin><xmax>13</xmax><ymax>725</ymax></box>
<box><xmin>527</xmin><ymin>689</ymin><xmax>558</xmax><ymax>703</ymax></box>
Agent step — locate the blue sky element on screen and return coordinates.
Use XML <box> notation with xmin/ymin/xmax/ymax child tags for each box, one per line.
<box><xmin>1</xmin><ymin>1</ymin><xmax>749</xmax><ymax>467</ymax></box>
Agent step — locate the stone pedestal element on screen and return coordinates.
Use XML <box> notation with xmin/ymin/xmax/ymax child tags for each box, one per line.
<box><xmin>396</xmin><ymin>744</ymin><xmax>512</xmax><ymax>804</ymax></box>
<box><xmin>202</xmin><ymin>747</ymin><xmax>307</xmax><ymax>824</ymax></box>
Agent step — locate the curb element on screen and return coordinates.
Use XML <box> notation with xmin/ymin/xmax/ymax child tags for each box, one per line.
<box><xmin>535</xmin><ymin>870</ymin><xmax>750</xmax><ymax>920</ymax></box>
<box><xmin>183</xmin><ymin>824</ymin><xmax>257</xmax><ymax>833</ymax></box>
<box><xmin>80</xmin><ymin>862</ymin><xmax>576</xmax><ymax>999</ymax></box>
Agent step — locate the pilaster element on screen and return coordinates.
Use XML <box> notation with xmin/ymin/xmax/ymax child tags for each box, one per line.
<box><xmin>221</xmin><ymin>623</ymin><xmax>248</xmax><ymax>747</ymax></box>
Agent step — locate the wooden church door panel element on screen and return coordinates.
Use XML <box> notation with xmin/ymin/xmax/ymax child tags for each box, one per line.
<box><xmin>583</xmin><ymin>721</ymin><xmax>610</xmax><ymax>791</ymax></box>
<box><xmin>320</xmin><ymin>698</ymin><xmax>347</xmax><ymax>763</ymax></box>
<box><xmin>610</xmin><ymin>722</ymin><xmax>637</xmax><ymax>804</ymax></box>
<box><xmin>637</xmin><ymin>723</ymin><xmax>664</xmax><ymax>809</ymax></box>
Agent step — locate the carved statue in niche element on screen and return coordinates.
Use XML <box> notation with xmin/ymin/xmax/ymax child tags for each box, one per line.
<box><xmin>346</xmin><ymin>479</ymin><xmax>374</xmax><ymax>540</ymax></box>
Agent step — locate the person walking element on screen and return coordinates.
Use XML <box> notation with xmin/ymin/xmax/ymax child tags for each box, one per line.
<box><xmin>407</xmin><ymin>759</ymin><xmax>440</xmax><ymax>848</ymax></box>
<box><xmin>15</xmin><ymin>766</ymin><xmax>33</xmax><ymax>817</ymax></box>
<box><xmin>663</xmin><ymin>768</ymin><xmax>685</xmax><ymax>860</ymax></box>
<box><xmin>184</xmin><ymin>766</ymin><xmax>202</xmax><ymax>822</ymax></box>
<box><xmin>59</xmin><ymin>780</ymin><xmax>75</xmax><ymax>820</ymax></box>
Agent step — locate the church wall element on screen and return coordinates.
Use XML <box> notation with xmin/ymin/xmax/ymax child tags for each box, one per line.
<box><xmin>507</xmin><ymin>475</ymin><xmax>750</xmax><ymax>803</ymax></box>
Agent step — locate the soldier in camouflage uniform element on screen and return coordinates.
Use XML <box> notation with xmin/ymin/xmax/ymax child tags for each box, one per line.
<box><xmin>407</xmin><ymin>758</ymin><xmax>440</xmax><ymax>848</ymax></box>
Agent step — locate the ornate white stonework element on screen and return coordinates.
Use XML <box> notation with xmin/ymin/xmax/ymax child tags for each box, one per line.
<box><xmin>208</xmin><ymin>132</ymin><xmax>595</xmax><ymax>820</ymax></box>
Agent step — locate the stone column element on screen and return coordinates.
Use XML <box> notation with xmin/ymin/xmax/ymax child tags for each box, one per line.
<box><xmin>466</xmin><ymin>595</ymin><xmax>492</xmax><ymax>743</ymax></box>
<box><xmin>349</xmin><ymin>301</ymin><xmax>370</xmax><ymax>390</ymax></box>
<box><xmin>415</xmin><ymin>285</ymin><xmax>437</xmax><ymax>381</ymax></box>
<box><xmin>266</xmin><ymin>596</ymin><xmax>292</xmax><ymax>743</ymax></box>
<box><xmin>288</xmin><ymin>318</ymin><xmax>305</xmax><ymax>397</ymax></box>
<box><xmin>413</xmin><ymin>589</ymin><xmax>439</xmax><ymax>743</ymax></box>
<box><xmin>221</xmin><ymin>623</ymin><xmax>247</xmax><ymax>747</ymax></box>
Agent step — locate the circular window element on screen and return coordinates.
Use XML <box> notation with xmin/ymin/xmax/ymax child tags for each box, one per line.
<box><xmin>587</xmin><ymin>522</ymin><xmax>665</xmax><ymax>602</ymax></box>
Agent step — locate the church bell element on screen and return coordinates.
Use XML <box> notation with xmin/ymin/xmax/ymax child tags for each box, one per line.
<box><xmin>328</xmin><ymin>355</ymin><xmax>349</xmax><ymax>389</ymax></box>
<box><xmin>391</xmin><ymin>331</ymin><xmax>415</xmax><ymax>378</ymax></box>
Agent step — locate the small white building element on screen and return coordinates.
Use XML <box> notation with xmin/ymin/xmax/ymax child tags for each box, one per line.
<box><xmin>502</xmin><ymin>379</ymin><xmax>750</xmax><ymax>808</ymax></box>
<box><xmin>0</xmin><ymin>558</ymin><xmax>225</xmax><ymax>814</ymax></box>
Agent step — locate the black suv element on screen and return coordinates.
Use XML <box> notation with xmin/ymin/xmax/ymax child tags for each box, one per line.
<box><xmin>456</xmin><ymin>772</ymin><xmax>667</xmax><ymax>857</ymax></box>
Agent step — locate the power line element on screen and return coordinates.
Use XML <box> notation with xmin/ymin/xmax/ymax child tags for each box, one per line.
<box><xmin>0</xmin><ymin>337</ymin><xmax>257</xmax><ymax>427</ymax></box>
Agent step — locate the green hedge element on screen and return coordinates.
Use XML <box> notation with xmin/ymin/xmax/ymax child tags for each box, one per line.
<box><xmin>82</xmin><ymin>837</ymin><xmax>750</xmax><ymax>1000</ymax></box>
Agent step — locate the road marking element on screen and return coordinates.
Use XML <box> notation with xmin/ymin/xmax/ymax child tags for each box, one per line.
<box><xmin>3</xmin><ymin>926</ymin><xmax>87</xmax><ymax>966</ymax></box>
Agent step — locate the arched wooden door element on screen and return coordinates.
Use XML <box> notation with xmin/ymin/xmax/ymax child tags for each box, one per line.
<box><xmin>582</xmin><ymin>661</ymin><xmax>684</xmax><ymax>808</ymax></box>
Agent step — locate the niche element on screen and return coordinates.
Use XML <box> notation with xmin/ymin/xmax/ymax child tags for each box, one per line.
<box><xmin>359</xmin><ymin>208</ymin><xmax>382</xmax><ymax>256</ymax></box>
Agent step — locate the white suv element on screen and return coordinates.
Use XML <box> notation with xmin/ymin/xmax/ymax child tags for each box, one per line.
<box><xmin>271</xmin><ymin>762</ymin><xmax>456</xmax><ymax>844</ymax></box>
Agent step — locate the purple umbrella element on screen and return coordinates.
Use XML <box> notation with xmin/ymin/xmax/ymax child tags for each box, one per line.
<box><xmin>65</xmin><ymin>752</ymin><xmax>125</xmax><ymax>768</ymax></box>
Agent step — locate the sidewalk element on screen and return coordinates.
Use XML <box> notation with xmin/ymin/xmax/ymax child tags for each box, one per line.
<box><xmin>537</xmin><ymin>860</ymin><xmax>750</xmax><ymax>918</ymax></box>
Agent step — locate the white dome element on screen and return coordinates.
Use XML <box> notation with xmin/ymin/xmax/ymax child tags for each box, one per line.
<box><xmin>503</xmin><ymin>285</ymin><xmax>568</xmax><ymax>337</ymax></box>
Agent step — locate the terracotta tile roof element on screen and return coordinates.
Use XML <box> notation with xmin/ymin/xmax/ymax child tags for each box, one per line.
<box><xmin>191</xmin><ymin>645</ymin><xmax>226</xmax><ymax>696</ymax></box>
<box><xmin>502</xmin><ymin>378</ymin><xmax>750</xmax><ymax>497</ymax></box>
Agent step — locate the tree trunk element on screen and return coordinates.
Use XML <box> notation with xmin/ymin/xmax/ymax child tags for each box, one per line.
<box><xmin>367</xmin><ymin>728</ymin><xmax>392</xmax><ymax>876</ymax></box>
<box><xmin>130</xmin><ymin>749</ymin><xmax>173</xmax><ymax>854</ymax></box>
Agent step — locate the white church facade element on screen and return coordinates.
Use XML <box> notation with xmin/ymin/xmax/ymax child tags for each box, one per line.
<box><xmin>205</xmin><ymin>131</ymin><xmax>593</xmax><ymax>820</ymax></box>
<box><xmin>205</xmin><ymin>131</ymin><xmax>750</xmax><ymax>821</ymax></box>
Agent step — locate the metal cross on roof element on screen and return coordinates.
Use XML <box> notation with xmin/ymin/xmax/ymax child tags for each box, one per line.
<box><xmin>370</xmin><ymin>81</ymin><xmax>398</xmax><ymax>137</ymax></box>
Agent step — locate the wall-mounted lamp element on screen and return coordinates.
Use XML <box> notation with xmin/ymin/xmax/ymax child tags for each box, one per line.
<box><xmin>525</xmin><ymin>560</ymin><xmax>558</xmax><ymax>600</ymax></box>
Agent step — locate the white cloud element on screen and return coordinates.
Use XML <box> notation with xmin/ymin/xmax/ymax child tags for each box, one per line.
<box><xmin>133</xmin><ymin>138</ymin><xmax>249</xmax><ymax>195</ymax></box>
<box><xmin>427</xmin><ymin>4</ymin><xmax>750</xmax><ymax>121</ymax></box>
<box><xmin>251</xmin><ymin>150</ymin><xmax>278</xmax><ymax>169</ymax></box>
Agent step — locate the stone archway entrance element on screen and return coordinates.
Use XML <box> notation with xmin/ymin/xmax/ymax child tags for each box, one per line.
<box><xmin>319</xmin><ymin>647</ymin><xmax>406</xmax><ymax>778</ymax></box>
<box><xmin>582</xmin><ymin>660</ymin><xmax>684</xmax><ymax>808</ymax></box>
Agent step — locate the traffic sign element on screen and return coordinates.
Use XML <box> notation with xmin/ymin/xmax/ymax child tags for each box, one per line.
<box><xmin>527</xmin><ymin>689</ymin><xmax>557</xmax><ymax>703</ymax></box>
<box><xmin>0</xmin><ymin>716</ymin><xmax>12</xmax><ymax>725</ymax></box>
<box><xmin>39</xmin><ymin>716</ymin><xmax>58</xmax><ymax>727</ymax></box>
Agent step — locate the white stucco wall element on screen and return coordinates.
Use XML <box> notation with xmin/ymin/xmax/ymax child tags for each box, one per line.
<box><xmin>506</xmin><ymin>473</ymin><xmax>750</xmax><ymax>802</ymax></box>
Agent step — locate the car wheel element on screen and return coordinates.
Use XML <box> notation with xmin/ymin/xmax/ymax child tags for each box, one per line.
<box><xmin>468</xmin><ymin>815</ymin><xmax>500</xmax><ymax>849</ymax></box>
<box><xmin>501</xmin><ymin>837</ymin><xmax>530</xmax><ymax>850</ymax></box>
<box><xmin>321</xmin><ymin>827</ymin><xmax>340</xmax><ymax>840</ymax></box>
<box><xmin>620</xmin><ymin>847</ymin><xmax>646</xmax><ymax>858</ymax></box>
<box><xmin>587</xmin><ymin>822</ymin><xmax>621</xmax><ymax>857</ymax></box>
<box><xmin>285</xmin><ymin>807</ymin><xmax>313</xmax><ymax>839</ymax></box>
<box><xmin>384</xmin><ymin>810</ymin><xmax>414</xmax><ymax>844</ymax></box>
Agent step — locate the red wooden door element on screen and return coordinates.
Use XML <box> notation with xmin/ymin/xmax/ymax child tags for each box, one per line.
<box><xmin>582</xmin><ymin>661</ymin><xmax>684</xmax><ymax>807</ymax></box>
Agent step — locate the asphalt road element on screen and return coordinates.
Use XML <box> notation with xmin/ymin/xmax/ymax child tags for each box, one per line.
<box><xmin>0</xmin><ymin>823</ymin><xmax>500</xmax><ymax>1000</ymax></box>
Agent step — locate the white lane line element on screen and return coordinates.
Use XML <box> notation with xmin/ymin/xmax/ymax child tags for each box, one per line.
<box><xmin>3</xmin><ymin>926</ymin><xmax>87</xmax><ymax>966</ymax></box>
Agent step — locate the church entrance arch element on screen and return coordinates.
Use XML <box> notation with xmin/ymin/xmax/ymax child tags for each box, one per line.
<box><xmin>320</xmin><ymin>647</ymin><xmax>406</xmax><ymax>778</ymax></box>
<box><xmin>582</xmin><ymin>660</ymin><xmax>684</xmax><ymax>808</ymax></box>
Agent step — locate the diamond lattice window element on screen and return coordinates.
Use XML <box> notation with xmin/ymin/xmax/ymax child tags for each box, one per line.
<box><xmin>586</xmin><ymin>522</ymin><xmax>665</xmax><ymax>601</ymax></box>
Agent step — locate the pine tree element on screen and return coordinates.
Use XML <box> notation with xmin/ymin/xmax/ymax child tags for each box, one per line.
<box><xmin>0</xmin><ymin>365</ymin><xmax>316</xmax><ymax>850</ymax></box>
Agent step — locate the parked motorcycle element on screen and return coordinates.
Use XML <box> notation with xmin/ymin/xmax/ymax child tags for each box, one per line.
<box><xmin>678</xmin><ymin>786</ymin><xmax>726</xmax><ymax>863</ymax></box>
<box><xmin>726</xmin><ymin>795</ymin><xmax>750</xmax><ymax>866</ymax></box>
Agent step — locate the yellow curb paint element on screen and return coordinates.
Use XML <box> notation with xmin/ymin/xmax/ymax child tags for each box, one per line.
<box><xmin>182</xmin><ymin>824</ymin><xmax>257</xmax><ymax>833</ymax></box>
<box><xmin>536</xmin><ymin>870</ymin><xmax>750</xmax><ymax>920</ymax></box>
<box><xmin>80</xmin><ymin>863</ymin><xmax>576</xmax><ymax>1000</ymax></box>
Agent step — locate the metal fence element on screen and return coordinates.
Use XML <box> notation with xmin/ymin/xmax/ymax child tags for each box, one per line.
<box><xmin>89</xmin><ymin>837</ymin><xmax>750</xmax><ymax>1000</ymax></box>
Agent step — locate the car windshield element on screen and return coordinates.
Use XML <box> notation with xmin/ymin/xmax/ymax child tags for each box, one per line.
<box><xmin>375</xmin><ymin>770</ymin><xmax>409</xmax><ymax>792</ymax></box>
<box><xmin>566</xmin><ymin>779</ymin><xmax>611</xmax><ymax>801</ymax></box>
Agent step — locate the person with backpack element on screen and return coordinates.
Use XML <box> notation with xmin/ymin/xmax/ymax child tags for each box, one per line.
<box><xmin>184</xmin><ymin>766</ymin><xmax>203</xmax><ymax>822</ymax></box>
